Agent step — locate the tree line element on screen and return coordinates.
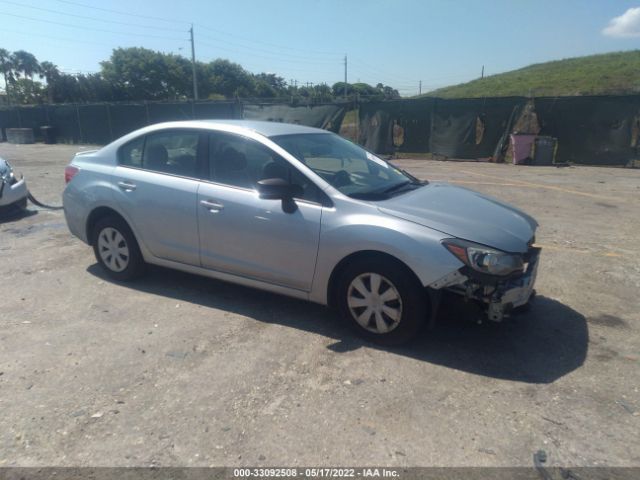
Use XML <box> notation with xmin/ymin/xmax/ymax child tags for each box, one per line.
<box><xmin>0</xmin><ymin>47</ymin><xmax>400</xmax><ymax>105</ymax></box>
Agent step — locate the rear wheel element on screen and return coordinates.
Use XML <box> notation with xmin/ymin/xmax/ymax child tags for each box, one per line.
<box><xmin>336</xmin><ymin>257</ymin><xmax>428</xmax><ymax>345</ymax></box>
<box><xmin>92</xmin><ymin>215</ymin><xmax>145</xmax><ymax>281</ymax></box>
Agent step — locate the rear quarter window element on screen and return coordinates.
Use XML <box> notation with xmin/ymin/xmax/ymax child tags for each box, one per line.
<box><xmin>118</xmin><ymin>137</ymin><xmax>144</xmax><ymax>167</ymax></box>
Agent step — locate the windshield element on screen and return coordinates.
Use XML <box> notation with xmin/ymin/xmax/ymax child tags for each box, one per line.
<box><xmin>270</xmin><ymin>133</ymin><xmax>420</xmax><ymax>198</ymax></box>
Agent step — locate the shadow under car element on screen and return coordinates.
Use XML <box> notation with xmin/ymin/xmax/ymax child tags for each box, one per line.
<box><xmin>87</xmin><ymin>263</ymin><xmax>588</xmax><ymax>384</ymax></box>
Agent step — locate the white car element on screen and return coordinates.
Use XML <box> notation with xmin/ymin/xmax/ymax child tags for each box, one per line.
<box><xmin>0</xmin><ymin>157</ymin><xmax>28</xmax><ymax>216</ymax></box>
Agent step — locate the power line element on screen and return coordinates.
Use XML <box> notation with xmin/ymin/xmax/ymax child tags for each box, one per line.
<box><xmin>51</xmin><ymin>0</ymin><xmax>189</xmax><ymax>25</ymax></box>
<box><xmin>14</xmin><ymin>0</ymin><xmax>352</xmax><ymax>86</ymax></box>
<box><xmin>349</xmin><ymin>59</ymin><xmax>416</xmax><ymax>84</ymax></box>
<box><xmin>193</xmin><ymin>44</ymin><xmax>338</xmax><ymax>76</ymax></box>
<box><xmin>51</xmin><ymin>0</ymin><xmax>340</xmax><ymax>57</ymax></box>
<box><xmin>351</xmin><ymin>57</ymin><xmax>474</xmax><ymax>88</ymax></box>
<box><xmin>3</xmin><ymin>2</ymin><xmax>472</xmax><ymax>90</ymax></box>
<box><xmin>197</xmin><ymin>32</ymin><xmax>340</xmax><ymax>64</ymax></box>
<box><xmin>3</xmin><ymin>6</ymin><xmax>341</xmax><ymax>69</ymax></box>
<box><xmin>0</xmin><ymin>11</ymin><xmax>188</xmax><ymax>41</ymax></box>
<box><xmin>195</xmin><ymin>23</ymin><xmax>338</xmax><ymax>57</ymax></box>
<box><xmin>196</xmin><ymin>40</ymin><xmax>341</xmax><ymax>67</ymax></box>
<box><xmin>59</xmin><ymin>68</ymin><xmax>99</xmax><ymax>75</ymax></box>
<box><xmin>0</xmin><ymin>28</ymin><xmax>116</xmax><ymax>48</ymax></box>
<box><xmin>0</xmin><ymin>0</ymin><xmax>186</xmax><ymax>32</ymax></box>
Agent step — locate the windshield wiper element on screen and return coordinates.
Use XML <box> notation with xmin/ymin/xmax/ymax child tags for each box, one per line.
<box><xmin>347</xmin><ymin>191</ymin><xmax>389</xmax><ymax>200</ymax></box>
<box><xmin>379</xmin><ymin>179</ymin><xmax>424</xmax><ymax>195</ymax></box>
<box><xmin>381</xmin><ymin>180</ymin><xmax>412</xmax><ymax>194</ymax></box>
<box><xmin>399</xmin><ymin>169</ymin><xmax>426</xmax><ymax>184</ymax></box>
<box><xmin>347</xmin><ymin>179</ymin><xmax>424</xmax><ymax>201</ymax></box>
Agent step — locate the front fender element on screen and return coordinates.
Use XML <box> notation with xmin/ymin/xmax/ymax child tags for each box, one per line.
<box><xmin>309</xmin><ymin>207</ymin><xmax>464</xmax><ymax>305</ymax></box>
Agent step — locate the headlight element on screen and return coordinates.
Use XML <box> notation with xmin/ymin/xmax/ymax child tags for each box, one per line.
<box><xmin>0</xmin><ymin>158</ymin><xmax>15</xmax><ymax>183</ymax></box>
<box><xmin>442</xmin><ymin>238</ymin><xmax>524</xmax><ymax>276</ymax></box>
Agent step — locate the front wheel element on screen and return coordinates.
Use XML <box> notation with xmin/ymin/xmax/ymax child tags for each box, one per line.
<box><xmin>336</xmin><ymin>257</ymin><xmax>428</xmax><ymax>345</ymax></box>
<box><xmin>92</xmin><ymin>215</ymin><xmax>145</xmax><ymax>281</ymax></box>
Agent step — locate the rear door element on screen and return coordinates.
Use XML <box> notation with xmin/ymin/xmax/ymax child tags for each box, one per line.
<box><xmin>113</xmin><ymin>129</ymin><xmax>205</xmax><ymax>266</ymax></box>
<box><xmin>197</xmin><ymin>131</ymin><xmax>324</xmax><ymax>291</ymax></box>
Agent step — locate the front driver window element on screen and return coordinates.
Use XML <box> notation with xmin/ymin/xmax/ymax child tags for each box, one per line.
<box><xmin>209</xmin><ymin>132</ymin><xmax>323</xmax><ymax>203</ymax></box>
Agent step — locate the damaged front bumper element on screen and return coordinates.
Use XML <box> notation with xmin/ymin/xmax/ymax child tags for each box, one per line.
<box><xmin>433</xmin><ymin>246</ymin><xmax>541</xmax><ymax>322</ymax></box>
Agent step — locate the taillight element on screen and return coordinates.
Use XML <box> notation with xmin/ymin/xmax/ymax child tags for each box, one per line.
<box><xmin>64</xmin><ymin>165</ymin><xmax>79</xmax><ymax>184</ymax></box>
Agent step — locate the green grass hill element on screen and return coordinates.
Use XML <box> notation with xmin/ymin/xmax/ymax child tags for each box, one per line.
<box><xmin>424</xmin><ymin>50</ymin><xmax>640</xmax><ymax>98</ymax></box>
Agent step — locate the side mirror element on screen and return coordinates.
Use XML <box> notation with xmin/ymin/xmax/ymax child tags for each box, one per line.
<box><xmin>257</xmin><ymin>178</ymin><xmax>303</xmax><ymax>200</ymax></box>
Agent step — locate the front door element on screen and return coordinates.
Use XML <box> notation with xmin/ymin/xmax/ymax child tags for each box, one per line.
<box><xmin>197</xmin><ymin>131</ymin><xmax>324</xmax><ymax>291</ymax></box>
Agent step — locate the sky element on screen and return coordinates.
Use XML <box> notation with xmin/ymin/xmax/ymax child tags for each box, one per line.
<box><xmin>1</xmin><ymin>0</ymin><xmax>640</xmax><ymax>96</ymax></box>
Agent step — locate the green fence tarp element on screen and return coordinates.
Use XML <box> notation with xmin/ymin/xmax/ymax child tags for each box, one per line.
<box><xmin>14</xmin><ymin>106</ymin><xmax>48</xmax><ymax>140</ymax></box>
<box><xmin>2</xmin><ymin>96</ymin><xmax>640</xmax><ymax>166</ymax></box>
<box><xmin>0</xmin><ymin>102</ymin><xmax>243</xmax><ymax>144</ymax></box>
<box><xmin>147</xmin><ymin>102</ymin><xmax>194</xmax><ymax>123</ymax></box>
<box><xmin>429</xmin><ymin>97</ymin><xmax>525</xmax><ymax>159</ymax></box>
<box><xmin>358</xmin><ymin>98</ymin><xmax>434</xmax><ymax>154</ymax></box>
<box><xmin>242</xmin><ymin>103</ymin><xmax>347</xmax><ymax>133</ymax></box>
<box><xmin>193</xmin><ymin>102</ymin><xmax>241</xmax><ymax>120</ymax></box>
<box><xmin>78</xmin><ymin>104</ymin><xmax>111</xmax><ymax>144</ymax></box>
<box><xmin>47</xmin><ymin>105</ymin><xmax>82</xmax><ymax>144</ymax></box>
<box><xmin>535</xmin><ymin>95</ymin><xmax>640</xmax><ymax>165</ymax></box>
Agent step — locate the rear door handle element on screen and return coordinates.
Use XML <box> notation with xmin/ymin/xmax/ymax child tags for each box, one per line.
<box><xmin>117</xmin><ymin>181</ymin><xmax>137</xmax><ymax>191</ymax></box>
<box><xmin>200</xmin><ymin>199</ymin><xmax>224</xmax><ymax>212</ymax></box>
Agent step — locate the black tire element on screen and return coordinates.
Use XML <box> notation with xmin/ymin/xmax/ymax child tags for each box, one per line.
<box><xmin>92</xmin><ymin>215</ymin><xmax>145</xmax><ymax>281</ymax></box>
<box><xmin>335</xmin><ymin>256</ymin><xmax>428</xmax><ymax>345</ymax></box>
<box><xmin>17</xmin><ymin>196</ymin><xmax>28</xmax><ymax>210</ymax></box>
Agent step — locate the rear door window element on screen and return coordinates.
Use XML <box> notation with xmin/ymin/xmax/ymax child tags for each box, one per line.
<box><xmin>142</xmin><ymin>130</ymin><xmax>200</xmax><ymax>178</ymax></box>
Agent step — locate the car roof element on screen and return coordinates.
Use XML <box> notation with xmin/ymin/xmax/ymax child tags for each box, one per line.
<box><xmin>147</xmin><ymin>120</ymin><xmax>329</xmax><ymax>138</ymax></box>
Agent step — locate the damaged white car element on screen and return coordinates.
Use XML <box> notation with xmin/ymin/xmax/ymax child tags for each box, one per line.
<box><xmin>0</xmin><ymin>157</ymin><xmax>28</xmax><ymax>216</ymax></box>
<box><xmin>63</xmin><ymin>120</ymin><xmax>540</xmax><ymax>345</ymax></box>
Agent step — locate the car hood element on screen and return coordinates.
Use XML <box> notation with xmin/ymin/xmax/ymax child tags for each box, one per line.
<box><xmin>378</xmin><ymin>183</ymin><xmax>537</xmax><ymax>253</ymax></box>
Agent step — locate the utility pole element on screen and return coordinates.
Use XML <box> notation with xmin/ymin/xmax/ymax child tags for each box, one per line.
<box><xmin>481</xmin><ymin>65</ymin><xmax>484</xmax><ymax>79</ymax></box>
<box><xmin>419</xmin><ymin>80</ymin><xmax>422</xmax><ymax>95</ymax></box>
<box><xmin>190</xmin><ymin>24</ymin><xmax>198</xmax><ymax>100</ymax></box>
<box><xmin>343</xmin><ymin>54</ymin><xmax>348</xmax><ymax>99</ymax></box>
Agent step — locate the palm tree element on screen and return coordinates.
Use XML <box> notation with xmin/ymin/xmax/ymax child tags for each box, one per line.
<box><xmin>0</xmin><ymin>48</ymin><xmax>15</xmax><ymax>101</ymax></box>
<box><xmin>11</xmin><ymin>50</ymin><xmax>40</xmax><ymax>80</ymax></box>
<box><xmin>40</xmin><ymin>61</ymin><xmax>60</xmax><ymax>103</ymax></box>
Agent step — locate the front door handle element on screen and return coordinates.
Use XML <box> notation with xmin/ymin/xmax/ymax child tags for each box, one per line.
<box><xmin>200</xmin><ymin>199</ymin><xmax>224</xmax><ymax>212</ymax></box>
<box><xmin>117</xmin><ymin>181</ymin><xmax>137</xmax><ymax>191</ymax></box>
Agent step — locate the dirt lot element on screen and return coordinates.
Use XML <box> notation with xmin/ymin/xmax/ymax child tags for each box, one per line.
<box><xmin>0</xmin><ymin>143</ymin><xmax>639</xmax><ymax>468</ymax></box>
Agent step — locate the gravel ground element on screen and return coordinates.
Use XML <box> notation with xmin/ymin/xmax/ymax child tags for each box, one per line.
<box><xmin>0</xmin><ymin>143</ymin><xmax>638</xmax><ymax>468</ymax></box>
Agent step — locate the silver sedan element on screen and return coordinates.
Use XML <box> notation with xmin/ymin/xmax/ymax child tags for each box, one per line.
<box><xmin>63</xmin><ymin>120</ymin><xmax>540</xmax><ymax>344</ymax></box>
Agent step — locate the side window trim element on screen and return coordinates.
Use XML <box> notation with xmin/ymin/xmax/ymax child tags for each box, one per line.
<box><xmin>198</xmin><ymin>132</ymin><xmax>211</xmax><ymax>181</ymax></box>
